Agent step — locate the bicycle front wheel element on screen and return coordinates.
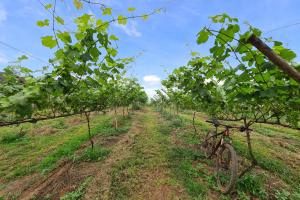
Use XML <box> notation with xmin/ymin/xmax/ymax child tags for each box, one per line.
<box><xmin>216</xmin><ymin>143</ymin><xmax>237</xmax><ymax>194</ymax></box>
<box><xmin>202</xmin><ymin>131</ymin><xmax>216</xmax><ymax>158</ymax></box>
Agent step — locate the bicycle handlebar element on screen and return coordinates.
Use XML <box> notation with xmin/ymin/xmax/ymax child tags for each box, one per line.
<box><xmin>205</xmin><ymin>120</ymin><xmax>252</xmax><ymax>132</ymax></box>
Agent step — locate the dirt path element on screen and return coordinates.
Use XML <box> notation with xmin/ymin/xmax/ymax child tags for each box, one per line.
<box><xmin>104</xmin><ymin>110</ymin><xmax>189</xmax><ymax>200</ymax></box>
<box><xmin>82</xmin><ymin>111</ymin><xmax>145</xmax><ymax>199</ymax></box>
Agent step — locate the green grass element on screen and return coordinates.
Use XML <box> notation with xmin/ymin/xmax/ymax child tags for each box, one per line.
<box><xmin>168</xmin><ymin>147</ymin><xmax>208</xmax><ymax>198</ymax></box>
<box><xmin>60</xmin><ymin>177</ymin><xmax>92</xmax><ymax>200</ymax></box>
<box><xmin>75</xmin><ymin>146</ymin><xmax>110</xmax><ymax>162</ymax></box>
<box><xmin>180</xmin><ymin>112</ymin><xmax>300</xmax><ymax>179</ymax></box>
<box><xmin>232</xmin><ymin>140</ymin><xmax>295</xmax><ymax>182</ymax></box>
<box><xmin>0</xmin><ymin>132</ymin><xmax>26</xmax><ymax>144</ymax></box>
<box><xmin>236</xmin><ymin>173</ymin><xmax>267</xmax><ymax>199</ymax></box>
<box><xmin>161</xmin><ymin>110</ymin><xmax>300</xmax><ymax>199</ymax></box>
<box><xmin>110</xmin><ymin>112</ymin><xmax>185</xmax><ymax>199</ymax></box>
<box><xmin>2</xmin><ymin>109</ymin><xmax>299</xmax><ymax>199</ymax></box>
<box><xmin>159</xmin><ymin>110</ymin><xmax>209</xmax><ymax>199</ymax></box>
<box><xmin>0</xmin><ymin>113</ymin><xmax>132</xmax><ymax>180</ymax></box>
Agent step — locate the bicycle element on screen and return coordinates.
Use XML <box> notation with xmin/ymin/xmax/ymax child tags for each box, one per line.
<box><xmin>201</xmin><ymin>119</ymin><xmax>252</xmax><ymax>194</ymax></box>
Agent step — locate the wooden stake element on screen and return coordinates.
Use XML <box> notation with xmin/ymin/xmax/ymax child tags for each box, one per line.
<box><xmin>248</xmin><ymin>34</ymin><xmax>300</xmax><ymax>83</ymax></box>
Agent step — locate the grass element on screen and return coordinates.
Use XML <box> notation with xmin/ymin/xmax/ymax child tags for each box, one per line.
<box><xmin>160</xmin><ymin>109</ymin><xmax>300</xmax><ymax>199</ymax></box>
<box><xmin>232</xmin><ymin>139</ymin><xmax>297</xmax><ymax>184</ymax></box>
<box><xmin>0</xmin><ymin>113</ymin><xmax>132</xmax><ymax>180</ymax></box>
<box><xmin>1</xmin><ymin>108</ymin><xmax>299</xmax><ymax>199</ymax></box>
<box><xmin>110</xmin><ymin>111</ymin><xmax>187</xmax><ymax>199</ymax></box>
<box><xmin>159</xmin><ymin>110</ymin><xmax>209</xmax><ymax>199</ymax></box>
<box><xmin>236</xmin><ymin>173</ymin><xmax>267</xmax><ymax>199</ymax></box>
<box><xmin>168</xmin><ymin>147</ymin><xmax>208</xmax><ymax>198</ymax></box>
<box><xmin>74</xmin><ymin>146</ymin><xmax>110</xmax><ymax>162</ymax></box>
<box><xmin>60</xmin><ymin>177</ymin><xmax>92</xmax><ymax>200</ymax></box>
<box><xmin>0</xmin><ymin>132</ymin><xmax>26</xmax><ymax>144</ymax></box>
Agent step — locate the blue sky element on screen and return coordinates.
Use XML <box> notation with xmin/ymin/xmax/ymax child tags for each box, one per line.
<box><xmin>1</xmin><ymin>0</ymin><xmax>300</xmax><ymax>97</ymax></box>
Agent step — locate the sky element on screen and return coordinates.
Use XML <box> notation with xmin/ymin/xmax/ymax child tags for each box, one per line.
<box><xmin>1</xmin><ymin>0</ymin><xmax>300</xmax><ymax>97</ymax></box>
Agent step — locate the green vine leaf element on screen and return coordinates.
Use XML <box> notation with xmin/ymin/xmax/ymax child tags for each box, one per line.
<box><xmin>117</xmin><ymin>15</ymin><xmax>127</xmax><ymax>25</ymax></box>
<box><xmin>55</xmin><ymin>16</ymin><xmax>65</xmax><ymax>25</ymax></box>
<box><xmin>57</xmin><ymin>31</ymin><xmax>72</xmax><ymax>43</ymax></box>
<box><xmin>44</xmin><ymin>3</ymin><xmax>52</xmax><ymax>9</ymax></box>
<box><xmin>197</xmin><ymin>29</ymin><xmax>210</xmax><ymax>44</ymax></box>
<box><xmin>141</xmin><ymin>14</ymin><xmax>149</xmax><ymax>21</ymax></box>
<box><xmin>17</xmin><ymin>55</ymin><xmax>29</xmax><ymax>62</ymax></box>
<box><xmin>102</xmin><ymin>8</ymin><xmax>112</xmax><ymax>16</ymax></box>
<box><xmin>128</xmin><ymin>7</ymin><xmax>136</xmax><ymax>12</ymax></box>
<box><xmin>37</xmin><ymin>19</ymin><xmax>50</xmax><ymax>27</ymax></box>
<box><xmin>41</xmin><ymin>36</ymin><xmax>57</xmax><ymax>49</ymax></box>
<box><xmin>109</xmin><ymin>34</ymin><xmax>119</xmax><ymax>41</ymax></box>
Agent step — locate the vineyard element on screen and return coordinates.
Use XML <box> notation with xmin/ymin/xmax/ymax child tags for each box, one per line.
<box><xmin>0</xmin><ymin>1</ymin><xmax>300</xmax><ymax>200</ymax></box>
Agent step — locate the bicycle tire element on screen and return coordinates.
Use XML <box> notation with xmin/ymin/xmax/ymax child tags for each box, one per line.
<box><xmin>216</xmin><ymin>143</ymin><xmax>237</xmax><ymax>194</ymax></box>
<box><xmin>203</xmin><ymin>131</ymin><xmax>216</xmax><ymax>158</ymax></box>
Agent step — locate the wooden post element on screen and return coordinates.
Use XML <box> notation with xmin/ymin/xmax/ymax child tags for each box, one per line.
<box><xmin>114</xmin><ymin>107</ymin><xmax>118</xmax><ymax>130</ymax></box>
<box><xmin>84</xmin><ymin>112</ymin><xmax>94</xmax><ymax>149</ymax></box>
<box><xmin>239</xmin><ymin>118</ymin><xmax>257</xmax><ymax>178</ymax></box>
<box><xmin>192</xmin><ymin>111</ymin><xmax>197</xmax><ymax>135</ymax></box>
<box><xmin>247</xmin><ymin>34</ymin><xmax>300</xmax><ymax>83</ymax></box>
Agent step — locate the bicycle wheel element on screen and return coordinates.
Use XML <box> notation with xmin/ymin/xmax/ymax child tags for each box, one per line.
<box><xmin>215</xmin><ymin>143</ymin><xmax>237</xmax><ymax>194</ymax></box>
<box><xmin>202</xmin><ymin>131</ymin><xmax>216</xmax><ymax>158</ymax></box>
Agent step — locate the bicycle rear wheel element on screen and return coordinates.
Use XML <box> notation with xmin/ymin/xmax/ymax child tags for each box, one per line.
<box><xmin>216</xmin><ymin>143</ymin><xmax>237</xmax><ymax>194</ymax></box>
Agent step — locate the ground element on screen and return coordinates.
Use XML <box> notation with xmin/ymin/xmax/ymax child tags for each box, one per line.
<box><xmin>0</xmin><ymin>108</ymin><xmax>299</xmax><ymax>200</ymax></box>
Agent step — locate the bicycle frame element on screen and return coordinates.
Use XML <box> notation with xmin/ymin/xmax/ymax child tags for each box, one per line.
<box><xmin>207</xmin><ymin>127</ymin><xmax>232</xmax><ymax>158</ymax></box>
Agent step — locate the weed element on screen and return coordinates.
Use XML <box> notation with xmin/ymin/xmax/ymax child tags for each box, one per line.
<box><xmin>60</xmin><ymin>177</ymin><xmax>92</xmax><ymax>200</ymax></box>
<box><xmin>172</xmin><ymin>117</ymin><xmax>183</xmax><ymax>128</ymax></box>
<box><xmin>110</xmin><ymin>158</ymin><xmax>139</xmax><ymax>199</ymax></box>
<box><xmin>39</xmin><ymin>116</ymin><xmax>131</xmax><ymax>174</ymax></box>
<box><xmin>39</xmin><ymin>133</ymin><xmax>88</xmax><ymax>173</ymax></box>
<box><xmin>102</xmin><ymin>126</ymin><xmax>130</xmax><ymax>136</ymax></box>
<box><xmin>161</xmin><ymin>110</ymin><xmax>174</xmax><ymax>121</ymax></box>
<box><xmin>274</xmin><ymin>189</ymin><xmax>290</xmax><ymax>200</ymax></box>
<box><xmin>177</xmin><ymin>129</ymin><xmax>201</xmax><ymax>145</ymax></box>
<box><xmin>169</xmin><ymin>147</ymin><xmax>208</xmax><ymax>198</ymax></box>
<box><xmin>237</xmin><ymin>191</ymin><xmax>250</xmax><ymax>200</ymax></box>
<box><xmin>236</xmin><ymin>173</ymin><xmax>267</xmax><ymax>199</ymax></box>
<box><xmin>204</xmin><ymin>174</ymin><xmax>219</xmax><ymax>191</ymax></box>
<box><xmin>0</xmin><ymin>132</ymin><xmax>26</xmax><ymax>144</ymax></box>
<box><xmin>12</xmin><ymin>165</ymin><xmax>35</xmax><ymax>178</ymax></box>
<box><xmin>272</xmin><ymin>187</ymin><xmax>300</xmax><ymax>200</ymax></box>
<box><xmin>291</xmin><ymin>187</ymin><xmax>300</xmax><ymax>200</ymax></box>
<box><xmin>233</xmin><ymin>140</ymin><xmax>296</xmax><ymax>184</ymax></box>
<box><xmin>77</xmin><ymin>147</ymin><xmax>110</xmax><ymax>162</ymax></box>
<box><xmin>53</xmin><ymin>120</ymin><xmax>68</xmax><ymax>129</ymax></box>
<box><xmin>219</xmin><ymin>195</ymin><xmax>232</xmax><ymax>200</ymax></box>
<box><xmin>169</xmin><ymin>147</ymin><xmax>204</xmax><ymax>161</ymax></box>
<box><xmin>157</xmin><ymin>123</ymin><xmax>172</xmax><ymax>135</ymax></box>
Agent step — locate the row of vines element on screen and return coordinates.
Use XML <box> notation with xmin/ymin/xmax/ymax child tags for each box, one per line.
<box><xmin>0</xmin><ymin>1</ymin><xmax>149</xmax><ymax>148</ymax></box>
<box><xmin>153</xmin><ymin>13</ymin><xmax>300</xmax><ymax>129</ymax></box>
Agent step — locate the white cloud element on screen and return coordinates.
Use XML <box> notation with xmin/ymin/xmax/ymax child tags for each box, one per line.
<box><xmin>0</xmin><ymin>6</ymin><xmax>7</xmax><ymax>24</ymax></box>
<box><xmin>115</xmin><ymin>21</ymin><xmax>141</xmax><ymax>37</ymax></box>
<box><xmin>143</xmin><ymin>75</ymin><xmax>161</xmax><ymax>98</ymax></box>
<box><xmin>143</xmin><ymin>75</ymin><xmax>161</xmax><ymax>86</ymax></box>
